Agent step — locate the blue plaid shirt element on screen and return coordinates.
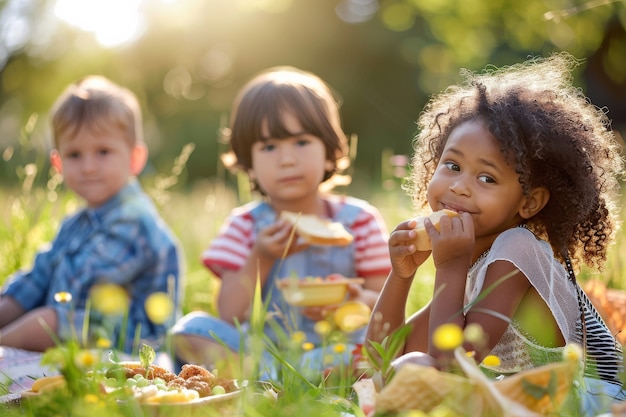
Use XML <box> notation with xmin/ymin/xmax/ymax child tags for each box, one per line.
<box><xmin>2</xmin><ymin>179</ymin><xmax>181</xmax><ymax>352</ymax></box>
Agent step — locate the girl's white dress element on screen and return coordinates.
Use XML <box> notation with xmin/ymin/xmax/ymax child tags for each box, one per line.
<box><xmin>465</xmin><ymin>227</ymin><xmax>624</xmax><ymax>415</ymax></box>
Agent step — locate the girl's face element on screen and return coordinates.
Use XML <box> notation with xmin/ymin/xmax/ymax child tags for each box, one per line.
<box><xmin>427</xmin><ymin>119</ymin><xmax>529</xmax><ymax>243</ymax></box>
<box><xmin>50</xmin><ymin>126</ymin><xmax>145</xmax><ymax>208</ymax></box>
<box><xmin>250</xmin><ymin>111</ymin><xmax>333</xmax><ymax>207</ymax></box>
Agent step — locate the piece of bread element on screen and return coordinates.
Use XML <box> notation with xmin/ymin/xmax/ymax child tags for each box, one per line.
<box><xmin>413</xmin><ymin>209</ymin><xmax>458</xmax><ymax>251</ymax></box>
<box><xmin>281</xmin><ymin>211</ymin><xmax>354</xmax><ymax>246</ymax></box>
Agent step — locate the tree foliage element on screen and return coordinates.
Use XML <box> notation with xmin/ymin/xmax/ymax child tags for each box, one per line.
<box><xmin>0</xmin><ymin>0</ymin><xmax>624</xmax><ymax>189</ymax></box>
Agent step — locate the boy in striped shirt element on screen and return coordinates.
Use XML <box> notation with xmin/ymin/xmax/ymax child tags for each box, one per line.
<box><xmin>172</xmin><ymin>67</ymin><xmax>391</xmax><ymax>378</ymax></box>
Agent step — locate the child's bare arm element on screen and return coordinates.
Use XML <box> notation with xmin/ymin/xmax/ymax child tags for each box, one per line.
<box><xmin>366</xmin><ymin>219</ymin><xmax>431</xmax><ymax>351</ymax></box>
<box><xmin>426</xmin><ymin>212</ymin><xmax>474</xmax><ymax>358</ymax></box>
<box><xmin>462</xmin><ymin>261</ymin><xmax>534</xmax><ymax>360</ymax></box>
<box><xmin>0</xmin><ymin>306</ymin><xmax>57</xmax><ymax>351</ymax></box>
<box><xmin>216</xmin><ymin>219</ymin><xmax>307</xmax><ymax>323</ymax></box>
<box><xmin>0</xmin><ymin>296</ymin><xmax>25</xmax><ymax>328</ymax></box>
<box><xmin>425</xmin><ymin>212</ymin><xmax>534</xmax><ymax>361</ymax></box>
<box><xmin>216</xmin><ymin>245</ymin><xmax>276</xmax><ymax>324</ymax></box>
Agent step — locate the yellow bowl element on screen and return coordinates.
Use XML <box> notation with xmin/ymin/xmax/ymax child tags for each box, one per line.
<box><xmin>277</xmin><ymin>277</ymin><xmax>365</xmax><ymax>307</ymax></box>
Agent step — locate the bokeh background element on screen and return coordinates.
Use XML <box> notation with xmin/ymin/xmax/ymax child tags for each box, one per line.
<box><xmin>1</xmin><ymin>0</ymin><xmax>625</xmax><ymax>191</ymax></box>
<box><xmin>1</xmin><ymin>0</ymin><xmax>626</xmax><ymax>319</ymax></box>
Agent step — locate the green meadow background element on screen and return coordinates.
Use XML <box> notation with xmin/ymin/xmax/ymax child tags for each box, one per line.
<box><xmin>1</xmin><ymin>152</ymin><xmax>625</xmax><ymax>320</ymax></box>
<box><xmin>1</xmin><ymin>2</ymin><xmax>625</xmax><ymax>415</ymax></box>
<box><xmin>2</xmin><ymin>0</ymin><xmax>625</xmax><ymax>309</ymax></box>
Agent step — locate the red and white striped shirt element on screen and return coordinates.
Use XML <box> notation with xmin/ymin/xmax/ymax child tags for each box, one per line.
<box><xmin>202</xmin><ymin>196</ymin><xmax>391</xmax><ymax>280</ymax></box>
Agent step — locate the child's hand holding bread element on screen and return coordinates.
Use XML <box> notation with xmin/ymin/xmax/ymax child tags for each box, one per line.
<box><xmin>280</xmin><ymin>211</ymin><xmax>354</xmax><ymax>246</ymax></box>
<box><xmin>413</xmin><ymin>209</ymin><xmax>458</xmax><ymax>251</ymax></box>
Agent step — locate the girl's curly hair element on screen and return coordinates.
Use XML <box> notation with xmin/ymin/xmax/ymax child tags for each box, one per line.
<box><xmin>408</xmin><ymin>53</ymin><xmax>624</xmax><ymax>270</ymax></box>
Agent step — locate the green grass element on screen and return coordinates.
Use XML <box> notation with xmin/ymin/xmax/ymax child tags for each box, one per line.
<box><xmin>1</xmin><ymin>152</ymin><xmax>625</xmax><ymax>417</ymax></box>
<box><xmin>166</xmin><ymin>177</ymin><xmax>433</xmax><ymax>317</ymax></box>
<box><xmin>2</xmin><ymin>159</ymin><xmax>626</xmax><ymax>319</ymax></box>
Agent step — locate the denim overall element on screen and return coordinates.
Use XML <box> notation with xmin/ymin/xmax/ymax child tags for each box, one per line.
<box><xmin>171</xmin><ymin>198</ymin><xmax>367</xmax><ymax>375</ymax></box>
<box><xmin>250</xmin><ymin>200</ymin><xmax>364</xmax><ymax>346</ymax></box>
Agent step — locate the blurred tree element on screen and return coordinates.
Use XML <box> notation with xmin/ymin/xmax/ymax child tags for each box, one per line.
<box><xmin>0</xmin><ymin>0</ymin><xmax>624</xmax><ymax>190</ymax></box>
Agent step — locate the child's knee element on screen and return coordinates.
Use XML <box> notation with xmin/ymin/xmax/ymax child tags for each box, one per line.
<box><xmin>172</xmin><ymin>334</ymin><xmax>237</xmax><ymax>365</ymax></box>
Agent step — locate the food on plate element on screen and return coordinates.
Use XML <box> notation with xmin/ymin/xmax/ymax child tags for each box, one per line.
<box><xmin>413</xmin><ymin>209</ymin><xmax>458</xmax><ymax>251</ymax></box>
<box><xmin>277</xmin><ymin>274</ymin><xmax>365</xmax><ymax>307</ymax></box>
<box><xmin>280</xmin><ymin>210</ymin><xmax>354</xmax><ymax>246</ymax></box>
<box><xmin>24</xmin><ymin>363</ymin><xmax>240</xmax><ymax>406</ymax></box>
<box><xmin>30</xmin><ymin>375</ymin><xmax>66</xmax><ymax>393</ymax></box>
<box><xmin>333</xmin><ymin>301</ymin><xmax>372</xmax><ymax>332</ymax></box>
<box><xmin>102</xmin><ymin>363</ymin><xmax>239</xmax><ymax>405</ymax></box>
<box><xmin>140</xmin><ymin>386</ymin><xmax>200</xmax><ymax>403</ymax></box>
<box><xmin>109</xmin><ymin>361</ymin><xmax>178</xmax><ymax>382</ymax></box>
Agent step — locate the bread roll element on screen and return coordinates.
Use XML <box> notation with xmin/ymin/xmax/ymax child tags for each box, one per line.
<box><xmin>413</xmin><ymin>209</ymin><xmax>458</xmax><ymax>251</ymax></box>
<box><xmin>281</xmin><ymin>211</ymin><xmax>354</xmax><ymax>246</ymax></box>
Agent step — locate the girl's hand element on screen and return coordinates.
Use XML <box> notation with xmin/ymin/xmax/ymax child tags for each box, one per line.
<box><xmin>256</xmin><ymin>219</ymin><xmax>309</xmax><ymax>260</ymax></box>
<box><xmin>426</xmin><ymin>211</ymin><xmax>474</xmax><ymax>269</ymax></box>
<box><xmin>388</xmin><ymin>219</ymin><xmax>432</xmax><ymax>279</ymax></box>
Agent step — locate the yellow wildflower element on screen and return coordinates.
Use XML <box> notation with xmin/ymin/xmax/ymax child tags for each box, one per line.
<box><xmin>314</xmin><ymin>320</ymin><xmax>332</xmax><ymax>337</ymax></box>
<box><xmin>482</xmin><ymin>355</ymin><xmax>501</xmax><ymax>367</ymax></box>
<box><xmin>145</xmin><ymin>292</ymin><xmax>174</xmax><ymax>324</ymax></box>
<box><xmin>432</xmin><ymin>323</ymin><xmax>463</xmax><ymax>351</ymax></box>
<box><xmin>90</xmin><ymin>284</ymin><xmax>129</xmax><ymax>315</ymax></box>
<box><xmin>82</xmin><ymin>393</ymin><xmax>105</xmax><ymax>409</ymax></box>
<box><xmin>302</xmin><ymin>342</ymin><xmax>314</xmax><ymax>351</ymax></box>
<box><xmin>84</xmin><ymin>393</ymin><xmax>100</xmax><ymax>404</ymax></box>
<box><xmin>54</xmin><ymin>292</ymin><xmax>73</xmax><ymax>304</ymax></box>
<box><xmin>463</xmin><ymin>323</ymin><xmax>485</xmax><ymax>345</ymax></box>
<box><xmin>75</xmin><ymin>350</ymin><xmax>97</xmax><ymax>368</ymax></box>
<box><xmin>291</xmin><ymin>331</ymin><xmax>306</xmax><ymax>344</ymax></box>
<box><xmin>563</xmin><ymin>343</ymin><xmax>583</xmax><ymax>364</ymax></box>
<box><xmin>96</xmin><ymin>338</ymin><xmax>111</xmax><ymax>349</ymax></box>
<box><xmin>333</xmin><ymin>343</ymin><xmax>346</xmax><ymax>353</ymax></box>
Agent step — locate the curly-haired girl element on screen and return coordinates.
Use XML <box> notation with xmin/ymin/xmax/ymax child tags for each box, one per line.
<box><xmin>366</xmin><ymin>53</ymin><xmax>625</xmax><ymax>415</ymax></box>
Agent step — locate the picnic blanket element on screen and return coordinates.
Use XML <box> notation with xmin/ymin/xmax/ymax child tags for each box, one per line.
<box><xmin>0</xmin><ymin>347</ymin><xmax>57</xmax><ymax>404</ymax></box>
<box><xmin>0</xmin><ymin>346</ymin><xmax>174</xmax><ymax>404</ymax></box>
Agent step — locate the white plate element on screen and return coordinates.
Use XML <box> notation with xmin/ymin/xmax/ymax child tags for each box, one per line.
<box><xmin>139</xmin><ymin>389</ymin><xmax>241</xmax><ymax>407</ymax></box>
<box><xmin>22</xmin><ymin>388</ymin><xmax>241</xmax><ymax>407</ymax></box>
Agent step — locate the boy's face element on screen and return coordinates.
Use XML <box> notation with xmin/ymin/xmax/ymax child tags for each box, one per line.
<box><xmin>249</xmin><ymin>111</ymin><xmax>334</xmax><ymax>206</ymax></box>
<box><xmin>50</xmin><ymin>126</ymin><xmax>146</xmax><ymax>208</ymax></box>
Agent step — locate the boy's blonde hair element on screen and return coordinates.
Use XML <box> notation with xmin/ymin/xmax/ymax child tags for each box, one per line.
<box><xmin>50</xmin><ymin>75</ymin><xmax>143</xmax><ymax>148</ymax></box>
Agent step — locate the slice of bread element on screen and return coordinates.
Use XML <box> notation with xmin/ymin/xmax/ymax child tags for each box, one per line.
<box><xmin>414</xmin><ymin>209</ymin><xmax>458</xmax><ymax>251</ymax></box>
<box><xmin>281</xmin><ymin>211</ymin><xmax>354</xmax><ymax>246</ymax></box>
